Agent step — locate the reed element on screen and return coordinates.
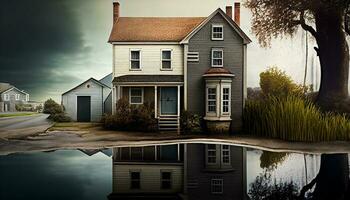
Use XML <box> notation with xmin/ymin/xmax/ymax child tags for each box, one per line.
<box><xmin>243</xmin><ymin>96</ymin><xmax>350</xmax><ymax>142</ymax></box>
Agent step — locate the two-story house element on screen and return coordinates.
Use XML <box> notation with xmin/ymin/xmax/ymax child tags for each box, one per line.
<box><xmin>109</xmin><ymin>2</ymin><xmax>251</xmax><ymax>133</ymax></box>
<box><xmin>0</xmin><ymin>82</ymin><xmax>29</xmax><ymax>112</ymax></box>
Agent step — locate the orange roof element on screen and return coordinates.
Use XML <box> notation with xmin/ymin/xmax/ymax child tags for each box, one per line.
<box><xmin>108</xmin><ymin>17</ymin><xmax>206</xmax><ymax>42</ymax></box>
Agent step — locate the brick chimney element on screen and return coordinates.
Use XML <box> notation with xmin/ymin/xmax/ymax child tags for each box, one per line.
<box><xmin>226</xmin><ymin>6</ymin><xmax>232</xmax><ymax>19</ymax></box>
<box><xmin>234</xmin><ymin>2</ymin><xmax>240</xmax><ymax>26</ymax></box>
<box><xmin>113</xmin><ymin>1</ymin><xmax>120</xmax><ymax>23</ymax></box>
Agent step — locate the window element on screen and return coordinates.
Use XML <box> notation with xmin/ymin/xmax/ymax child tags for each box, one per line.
<box><xmin>4</xmin><ymin>94</ymin><xmax>9</xmax><ymax>101</ymax></box>
<box><xmin>222</xmin><ymin>87</ymin><xmax>230</xmax><ymax>114</ymax></box>
<box><xmin>15</xmin><ymin>94</ymin><xmax>20</xmax><ymax>100</ymax></box>
<box><xmin>212</xmin><ymin>25</ymin><xmax>223</xmax><ymax>40</ymax></box>
<box><xmin>221</xmin><ymin>145</ymin><xmax>230</xmax><ymax>164</ymax></box>
<box><xmin>211</xmin><ymin>179</ymin><xmax>223</xmax><ymax>194</ymax></box>
<box><xmin>130</xmin><ymin>171</ymin><xmax>141</xmax><ymax>189</ymax></box>
<box><xmin>161</xmin><ymin>50</ymin><xmax>172</xmax><ymax>70</ymax></box>
<box><xmin>207</xmin><ymin>87</ymin><xmax>217</xmax><ymax>113</ymax></box>
<box><xmin>207</xmin><ymin>144</ymin><xmax>217</xmax><ymax>164</ymax></box>
<box><xmin>130</xmin><ymin>50</ymin><xmax>141</xmax><ymax>70</ymax></box>
<box><xmin>187</xmin><ymin>52</ymin><xmax>199</xmax><ymax>62</ymax></box>
<box><xmin>161</xmin><ymin>171</ymin><xmax>172</xmax><ymax>189</ymax></box>
<box><xmin>129</xmin><ymin>88</ymin><xmax>143</xmax><ymax>104</ymax></box>
<box><xmin>212</xmin><ymin>49</ymin><xmax>223</xmax><ymax>67</ymax></box>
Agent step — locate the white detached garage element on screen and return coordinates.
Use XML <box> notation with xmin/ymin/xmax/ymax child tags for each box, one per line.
<box><xmin>62</xmin><ymin>78</ymin><xmax>111</xmax><ymax>122</ymax></box>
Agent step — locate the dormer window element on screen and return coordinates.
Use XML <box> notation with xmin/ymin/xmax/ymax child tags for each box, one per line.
<box><xmin>212</xmin><ymin>48</ymin><xmax>223</xmax><ymax>67</ymax></box>
<box><xmin>212</xmin><ymin>24</ymin><xmax>223</xmax><ymax>40</ymax></box>
<box><xmin>130</xmin><ymin>50</ymin><xmax>141</xmax><ymax>70</ymax></box>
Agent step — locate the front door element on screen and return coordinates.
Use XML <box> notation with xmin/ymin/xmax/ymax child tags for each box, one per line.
<box><xmin>77</xmin><ymin>96</ymin><xmax>91</xmax><ymax>122</ymax></box>
<box><xmin>160</xmin><ymin>87</ymin><xmax>177</xmax><ymax>115</ymax></box>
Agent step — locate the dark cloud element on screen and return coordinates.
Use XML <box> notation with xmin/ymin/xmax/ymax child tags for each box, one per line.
<box><xmin>0</xmin><ymin>0</ymin><xmax>89</xmax><ymax>101</ymax></box>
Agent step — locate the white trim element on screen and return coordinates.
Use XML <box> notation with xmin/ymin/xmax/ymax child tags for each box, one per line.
<box><xmin>206</xmin><ymin>85</ymin><xmax>217</xmax><ymax>116</ymax></box>
<box><xmin>180</xmin><ymin>8</ymin><xmax>251</xmax><ymax>44</ymax></box>
<box><xmin>116</xmin><ymin>82</ymin><xmax>183</xmax><ymax>86</ymax></box>
<box><xmin>211</xmin><ymin>178</ymin><xmax>224</xmax><ymax>194</ymax></box>
<box><xmin>211</xmin><ymin>48</ymin><xmax>223</xmax><ymax>67</ymax></box>
<box><xmin>4</xmin><ymin>94</ymin><xmax>9</xmax><ymax>101</ymax></box>
<box><xmin>111</xmin><ymin>42</ymin><xmax>180</xmax><ymax>45</ymax></box>
<box><xmin>154</xmin><ymin>86</ymin><xmax>158</xmax><ymax>118</ymax></box>
<box><xmin>211</xmin><ymin>24</ymin><xmax>224</xmax><ymax>40</ymax></box>
<box><xmin>160</xmin><ymin>49</ymin><xmax>173</xmax><ymax>71</ymax></box>
<box><xmin>203</xmin><ymin>73</ymin><xmax>235</xmax><ymax>77</ymax></box>
<box><xmin>206</xmin><ymin>144</ymin><xmax>218</xmax><ymax>165</ymax></box>
<box><xmin>129</xmin><ymin>49</ymin><xmax>142</xmax><ymax>70</ymax></box>
<box><xmin>221</xmin><ymin>85</ymin><xmax>231</xmax><ymax>116</ymax></box>
<box><xmin>129</xmin><ymin>87</ymin><xmax>144</xmax><ymax>105</ymax></box>
<box><xmin>221</xmin><ymin>145</ymin><xmax>231</xmax><ymax>165</ymax></box>
<box><xmin>184</xmin><ymin>44</ymin><xmax>188</xmax><ymax>110</ymax></box>
<box><xmin>15</xmin><ymin>94</ymin><xmax>20</xmax><ymax>100</ymax></box>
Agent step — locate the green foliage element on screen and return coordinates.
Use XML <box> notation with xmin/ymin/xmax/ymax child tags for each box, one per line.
<box><xmin>48</xmin><ymin>113</ymin><xmax>72</xmax><ymax>122</ymax></box>
<box><xmin>249</xmin><ymin>172</ymin><xmax>299</xmax><ymax>200</ymax></box>
<box><xmin>243</xmin><ymin>96</ymin><xmax>350</xmax><ymax>141</ymax></box>
<box><xmin>260</xmin><ymin>151</ymin><xmax>289</xmax><ymax>170</ymax></box>
<box><xmin>180</xmin><ymin>110</ymin><xmax>202</xmax><ymax>134</ymax></box>
<box><xmin>43</xmin><ymin>99</ymin><xmax>63</xmax><ymax>114</ymax></box>
<box><xmin>260</xmin><ymin>67</ymin><xmax>306</xmax><ymax>98</ymax></box>
<box><xmin>101</xmin><ymin>98</ymin><xmax>157</xmax><ymax>132</ymax></box>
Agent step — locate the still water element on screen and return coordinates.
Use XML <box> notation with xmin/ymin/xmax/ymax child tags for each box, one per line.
<box><xmin>0</xmin><ymin>143</ymin><xmax>349</xmax><ymax>200</ymax></box>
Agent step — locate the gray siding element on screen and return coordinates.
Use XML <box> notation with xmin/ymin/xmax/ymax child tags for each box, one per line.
<box><xmin>187</xmin><ymin>13</ymin><xmax>244</xmax><ymax>131</ymax></box>
<box><xmin>186</xmin><ymin>144</ymin><xmax>245</xmax><ymax>200</ymax></box>
<box><xmin>0</xmin><ymin>88</ymin><xmax>28</xmax><ymax>112</ymax></box>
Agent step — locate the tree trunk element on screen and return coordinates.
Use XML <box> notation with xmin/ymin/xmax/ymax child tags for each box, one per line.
<box><xmin>314</xmin><ymin>7</ymin><xmax>349</xmax><ymax>111</ymax></box>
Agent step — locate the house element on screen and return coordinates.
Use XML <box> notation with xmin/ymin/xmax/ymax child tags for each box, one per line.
<box><xmin>108</xmin><ymin>143</ymin><xmax>247</xmax><ymax>200</ymax></box>
<box><xmin>109</xmin><ymin>2</ymin><xmax>251</xmax><ymax>133</ymax></box>
<box><xmin>108</xmin><ymin>144</ymin><xmax>184</xmax><ymax>199</ymax></box>
<box><xmin>0</xmin><ymin>82</ymin><xmax>29</xmax><ymax>112</ymax></box>
<box><xmin>61</xmin><ymin>74</ymin><xmax>112</xmax><ymax>122</ymax></box>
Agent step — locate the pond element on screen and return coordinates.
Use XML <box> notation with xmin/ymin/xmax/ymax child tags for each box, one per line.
<box><xmin>0</xmin><ymin>143</ymin><xmax>349</xmax><ymax>200</ymax></box>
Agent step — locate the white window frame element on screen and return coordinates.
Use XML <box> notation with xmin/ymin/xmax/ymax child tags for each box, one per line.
<box><xmin>212</xmin><ymin>24</ymin><xmax>224</xmax><ymax>40</ymax></box>
<box><xmin>221</xmin><ymin>145</ymin><xmax>231</xmax><ymax>165</ymax></box>
<box><xmin>4</xmin><ymin>94</ymin><xmax>9</xmax><ymax>101</ymax></box>
<box><xmin>211</xmin><ymin>178</ymin><xmax>224</xmax><ymax>194</ymax></box>
<box><xmin>206</xmin><ymin>144</ymin><xmax>217</xmax><ymax>165</ymax></box>
<box><xmin>221</xmin><ymin>86</ymin><xmax>231</xmax><ymax>115</ymax></box>
<box><xmin>206</xmin><ymin>86</ymin><xmax>217</xmax><ymax>115</ymax></box>
<box><xmin>129</xmin><ymin>87</ymin><xmax>144</xmax><ymax>105</ymax></box>
<box><xmin>161</xmin><ymin>49</ymin><xmax>172</xmax><ymax>70</ymax></box>
<box><xmin>160</xmin><ymin>170</ymin><xmax>172</xmax><ymax>189</ymax></box>
<box><xmin>15</xmin><ymin>94</ymin><xmax>20</xmax><ymax>100</ymax></box>
<box><xmin>129</xmin><ymin>49</ymin><xmax>142</xmax><ymax>70</ymax></box>
<box><xmin>211</xmin><ymin>48</ymin><xmax>223</xmax><ymax>67</ymax></box>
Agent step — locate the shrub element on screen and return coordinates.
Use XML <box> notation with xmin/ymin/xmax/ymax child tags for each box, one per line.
<box><xmin>48</xmin><ymin>113</ymin><xmax>72</xmax><ymax>122</ymax></box>
<box><xmin>101</xmin><ymin>98</ymin><xmax>157</xmax><ymax>132</ymax></box>
<box><xmin>260</xmin><ymin>151</ymin><xmax>289</xmax><ymax>170</ymax></box>
<box><xmin>260</xmin><ymin>67</ymin><xmax>306</xmax><ymax>98</ymax></box>
<box><xmin>43</xmin><ymin>99</ymin><xmax>63</xmax><ymax>114</ymax></box>
<box><xmin>180</xmin><ymin>110</ymin><xmax>202</xmax><ymax>134</ymax></box>
<box><xmin>243</xmin><ymin>96</ymin><xmax>350</xmax><ymax>141</ymax></box>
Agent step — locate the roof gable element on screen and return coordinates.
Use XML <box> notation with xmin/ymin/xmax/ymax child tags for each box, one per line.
<box><xmin>62</xmin><ymin>78</ymin><xmax>111</xmax><ymax>96</ymax></box>
<box><xmin>180</xmin><ymin>8</ymin><xmax>251</xmax><ymax>44</ymax></box>
<box><xmin>0</xmin><ymin>86</ymin><xmax>29</xmax><ymax>95</ymax></box>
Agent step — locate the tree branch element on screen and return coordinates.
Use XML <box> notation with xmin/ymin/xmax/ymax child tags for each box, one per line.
<box><xmin>298</xmin><ymin>174</ymin><xmax>319</xmax><ymax>200</ymax></box>
<box><xmin>345</xmin><ymin>4</ymin><xmax>350</xmax><ymax>35</ymax></box>
<box><xmin>298</xmin><ymin>12</ymin><xmax>318</xmax><ymax>39</ymax></box>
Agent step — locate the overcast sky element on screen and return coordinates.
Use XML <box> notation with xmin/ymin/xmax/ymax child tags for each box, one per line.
<box><xmin>1</xmin><ymin>0</ymin><xmax>322</xmax><ymax>102</ymax></box>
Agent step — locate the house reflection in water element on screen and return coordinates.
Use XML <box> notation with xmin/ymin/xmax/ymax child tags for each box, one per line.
<box><xmin>108</xmin><ymin>143</ymin><xmax>246</xmax><ymax>200</ymax></box>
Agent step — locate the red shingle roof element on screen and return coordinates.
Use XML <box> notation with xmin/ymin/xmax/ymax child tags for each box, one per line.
<box><xmin>108</xmin><ymin>17</ymin><xmax>206</xmax><ymax>42</ymax></box>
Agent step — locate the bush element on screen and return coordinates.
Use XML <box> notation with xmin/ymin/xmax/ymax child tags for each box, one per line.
<box><xmin>43</xmin><ymin>99</ymin><xmax>63</xmax><ymax>114</ymax></box>
<box><xmin>180</xmin><ymin>110</ymin><xmax>202</xmax><ymax>134</ymax></box>
<box><xmin>260</xmin><ymin>67</ymin><xmax>306</xmax><ymax>98</ymax></box>
<box><xmin>48</xmin><ymin>113</ymin><xmax>72</xmax><ymax>122</ymax></box>
<box><xmin>101</xmin><ymin>98</ymin><xmax>157</xmax><ymax>132</ymax></box>
<box><xmin>243</xmin><ymin>96</ymin><xmax>350</xmax><ymax>141</ymax></box>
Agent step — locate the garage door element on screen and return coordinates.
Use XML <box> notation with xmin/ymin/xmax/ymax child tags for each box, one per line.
<box><xmin>77</xmin><ymin>96</ymin><xmax>91</xmax><ymax>122</ymax></box>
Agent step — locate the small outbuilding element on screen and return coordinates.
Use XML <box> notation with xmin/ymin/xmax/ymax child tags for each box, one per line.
<box><xmin>62</xmin><ymin>75</ymin><xmax>112</xmax><ymax>122</ymax></box>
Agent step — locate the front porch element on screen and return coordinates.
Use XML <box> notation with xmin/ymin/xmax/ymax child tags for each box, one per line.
<box><xmin>113</xmin><ymin>75</ymin><xmax>184</xmax><ymax>132</ymax></box>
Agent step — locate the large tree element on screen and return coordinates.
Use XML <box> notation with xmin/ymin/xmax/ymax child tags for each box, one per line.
<box><xmin>245</xmin><ymin>0</ymin><xmax>350</xmax><ymax>111</ymax></box>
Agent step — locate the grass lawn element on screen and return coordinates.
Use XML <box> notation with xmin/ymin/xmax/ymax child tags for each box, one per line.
<box><xmin>48</xmin><ymin>122</ymin><xmax>102</xmax><ymax>131</ymax></box>
<box><xmin>0</xmin><ymin>112</ymin><xmax>37</xmax><ymax>118</ymax></box>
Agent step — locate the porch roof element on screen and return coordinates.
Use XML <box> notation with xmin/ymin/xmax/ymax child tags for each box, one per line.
<box><xmin>113</xmin><ymin>75</ymin><xmax>184</xmax><ymax>84</ymax></box>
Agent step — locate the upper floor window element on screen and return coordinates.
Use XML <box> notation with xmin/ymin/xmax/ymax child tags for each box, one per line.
<box><xmin>129</xmin><ymin>87</ymin><xmax>143</xmax><ymax>104</ymax></box>
<box><xmin>211</xmin><ymin>178</ymin><xmax>224</xmax><ymax>194</ymax></box>
<box><xmin>161</xmin><ymin>171</ymin><xmax>172</xmax><ymax>189</ymax></box>
<box><xmin>4</xmin><ymin>94</ymin><xmax>9</xmax><ymax>101</ymax></box>
<box><xmin>212</xmin><ymin>48</ymin><xmax>223</xmax><ymax>67</ymax></box>
<box><xmin>161</xmin><ymin>50</ymin><xmax>172</xmax><ymax>70</ymax></box>
<box><xmin>130</xmin><ymin>50</ymin><xmax>141</xmax><ymax>70</ymax></box>
<box><xmin>15</xmin><ymin>94</ymin><xmax>20</xmax><ymax>100</ymax></box>
<box><xmin>130</xmin><ymin>171</ymin><xmax>141</xmax><ymax>189</ymax></box>
<box><xmin>212</xmin><ymin>24</ymin><xmax>223</xmax><ymax>40</ymax></box>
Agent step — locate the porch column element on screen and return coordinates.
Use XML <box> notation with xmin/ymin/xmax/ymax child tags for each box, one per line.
<box><xmin>154</xmin><ymin>86</ymin><xmax>158</xmax><ymax>118</ymax></box>
<box><xmin>112</xmin><ymin>86</ymin><xmax>116</xmax><ymax>115</ymax></box>
<box><xmin>177</xmin><ymin>85</ymin><xmax>180</xmax><ymax>117</ymax></box>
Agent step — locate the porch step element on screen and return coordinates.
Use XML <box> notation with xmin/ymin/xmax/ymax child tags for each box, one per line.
<box><xmin>158</xmin><ymin>116</ymin><xmax>180</xmax><ymax>132</ymax></box>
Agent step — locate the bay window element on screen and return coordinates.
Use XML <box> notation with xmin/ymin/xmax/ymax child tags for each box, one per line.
<box><xmin>207</xmin><ymin>87</ymin><xmax>217</xmax><ymax>113</ymax></box>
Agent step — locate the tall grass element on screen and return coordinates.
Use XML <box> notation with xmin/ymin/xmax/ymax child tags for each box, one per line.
<box><xmin>243</xmin><ymin>96</ymin><xmax>350</xmax><ymax>142</ymax></box>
